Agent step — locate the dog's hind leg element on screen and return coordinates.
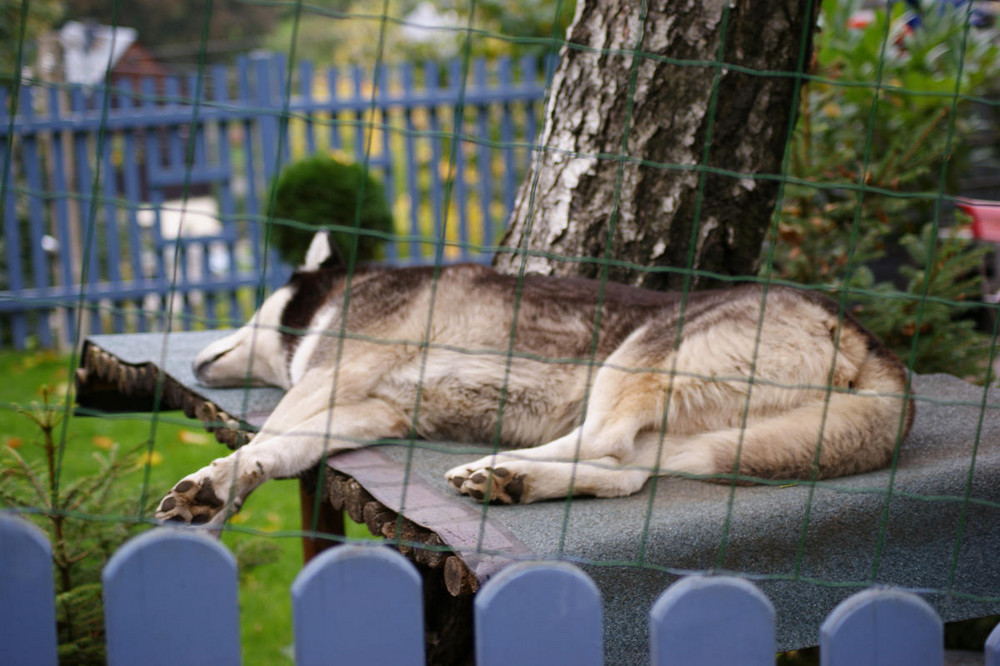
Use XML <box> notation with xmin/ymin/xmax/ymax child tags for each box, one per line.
<box><xmin>447</xmin><ymin>425</ymin><xmax>679</xmax><ymax>503</ymax></box>
<box><xmin>156</xmin><ymin>389</ymin><xmax>410</xmax><ymax>526</ymax></box>
<box><xmin>655</xmin><ymin>388</ymin><xmax>909</xmax><ymax>482</ymax></box>
<box><xmin>451</xmin><ymin>454</ymin><xmax>656</xmax><ymax>504</ymax></box>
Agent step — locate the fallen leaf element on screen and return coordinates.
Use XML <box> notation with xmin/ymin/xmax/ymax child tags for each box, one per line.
<box><xmin>92</xmin><ymin>435</ymin><xmax>115</xmax><ymax>450</ymax></box>
<box><xmin>178</xmin><ymin>429</ymin><xmax>210</xmax><ymax>445</ymax></box>
<box><xmin>136</xmin><ymin>451</ymin><xmax>163</xmax><ymax>467</ymax></box>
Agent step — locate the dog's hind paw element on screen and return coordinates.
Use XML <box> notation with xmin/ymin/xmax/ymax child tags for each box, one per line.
<box><xmin>448</xmin><ymin>465</ymin><xmax>526</xmax><ymax>504</ymax></box>
<box><xmin>155</xmin><ymin>475</ymin><xmax>230</xmax><ymax>526</ymax></box>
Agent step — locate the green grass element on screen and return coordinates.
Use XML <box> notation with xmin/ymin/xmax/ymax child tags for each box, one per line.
<box><xmin>0</xmin><ymin>349</ymin><xmax>356</xmax><ymax>665</ymax></box>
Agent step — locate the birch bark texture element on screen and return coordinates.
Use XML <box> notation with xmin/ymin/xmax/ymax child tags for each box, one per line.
<box><xmin>493</xmin><ymin>0</ymin><xmax>819</xmax><ymax>290</ymax></box>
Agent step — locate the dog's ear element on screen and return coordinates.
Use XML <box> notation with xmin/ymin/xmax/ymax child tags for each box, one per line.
<box><xmin>302</xmin><ymin>231</ymin><xmax>342</xmax><ymax>270</ymax></box>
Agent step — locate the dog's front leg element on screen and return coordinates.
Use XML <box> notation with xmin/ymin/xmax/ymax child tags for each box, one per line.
<box><xmin>155</xmin><ymin>397</ymin><xmax>409</xmax><ymax>526</ymax></box>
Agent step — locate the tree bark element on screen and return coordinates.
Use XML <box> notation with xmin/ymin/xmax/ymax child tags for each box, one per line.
<box><xmin>494</xmin><ymin>0</ymin><xmax>819</xmax><ymax>290</ymax></box>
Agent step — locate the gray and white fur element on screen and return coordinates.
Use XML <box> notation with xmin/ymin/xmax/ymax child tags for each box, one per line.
<box><xmin>156</xmin><ymin>232</ymin><xmax>914</xmax><ymax>525</ymax></box>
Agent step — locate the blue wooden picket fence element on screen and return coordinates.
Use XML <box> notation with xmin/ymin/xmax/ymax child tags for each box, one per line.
<box><xmin>3</xmin><ymin>515</ymin><xmax>999</xmax><ymax>665</ymax></box>
<box><xmin>0</xmin><ymin>53</ymin><xmax>550</xmax><ymax>349</ymax></box>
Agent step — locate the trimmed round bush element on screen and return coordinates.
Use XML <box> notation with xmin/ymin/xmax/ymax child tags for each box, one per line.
<box><xmin>266</xmin><ymin>154</ymin><xmax>393</xmax><ymax>265</ymax></box>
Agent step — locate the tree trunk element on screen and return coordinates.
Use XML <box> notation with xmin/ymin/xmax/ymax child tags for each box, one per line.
<box><xmin>494</xmin><ymin>0</ymin><xmax>819</xmax><ymax>290</ymax></box>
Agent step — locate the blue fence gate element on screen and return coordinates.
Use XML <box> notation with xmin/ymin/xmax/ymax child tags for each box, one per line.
<box><xmin>0</xmin><ymin>53</ymin><xmax>550</xmax><ymax>349</ymax></box>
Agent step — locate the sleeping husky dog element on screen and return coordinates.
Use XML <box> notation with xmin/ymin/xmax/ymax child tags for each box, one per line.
<box><xmin>156</xmin><ymin>232</ymin><xmax>914</xmax><ymax>525</ymax></box>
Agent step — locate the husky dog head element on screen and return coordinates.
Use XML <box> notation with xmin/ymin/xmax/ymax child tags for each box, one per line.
<box><xmin>192</xmin><ymin>232</ymin><xmax>342</xmax><ymax>390</ymax></box>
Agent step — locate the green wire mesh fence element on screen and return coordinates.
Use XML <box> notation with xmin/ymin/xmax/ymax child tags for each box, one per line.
<box><xmin>2</xmin><ymin>0</ymin><xmax>1000</xmax><ymax>662</ymax></box>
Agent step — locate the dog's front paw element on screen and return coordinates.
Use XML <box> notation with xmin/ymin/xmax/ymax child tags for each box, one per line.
<box><xmin>447</xmin><ymin>464</ymin><xmax>526</xmax><ymax>504</ymax></box>
<box><xmin>156</xmin><ymin>469</ymin><xmax>232</xmax><ymax>525</ymax></box>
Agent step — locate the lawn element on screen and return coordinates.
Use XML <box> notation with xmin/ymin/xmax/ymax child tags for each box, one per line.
<box><xmin>0</xmin><ymin>348</ymin><xmax>371</xmax><ymax>664</ymax></box>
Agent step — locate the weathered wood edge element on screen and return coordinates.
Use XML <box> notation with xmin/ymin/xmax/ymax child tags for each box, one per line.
<box><xmin>76</xmin><ymin>340</ymin><xmax>252</xmax><ymax>449</ymax></box>
<box><xmin>325</xmin><ymin>448</ymin><xmax>537</xmax><ymax>597</ymax></box>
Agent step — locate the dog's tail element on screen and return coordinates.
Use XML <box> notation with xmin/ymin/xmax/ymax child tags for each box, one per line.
<box><xmin>664</xmin><ymin>347</ymin><xmax>915</xmax><ymax>482</ymax></box>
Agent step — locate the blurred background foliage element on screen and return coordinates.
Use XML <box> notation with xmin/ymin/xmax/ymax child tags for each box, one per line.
<box><xmin>768</xmin><ymin>0</ymin><xmax>1000</xmax><ymax>378</ymax></box>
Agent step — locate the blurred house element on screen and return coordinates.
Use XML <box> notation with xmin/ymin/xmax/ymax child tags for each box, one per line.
<box><xmin>38</xmin><ymin>20</ymin><xmax>169</xmax><ymax>88</ymax></box>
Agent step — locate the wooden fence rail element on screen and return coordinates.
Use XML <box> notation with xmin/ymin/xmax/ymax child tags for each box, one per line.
<box><xmin>2</xmin><ymin>515</ymin><xmax>998</xmax><ymax>665</ymax></box>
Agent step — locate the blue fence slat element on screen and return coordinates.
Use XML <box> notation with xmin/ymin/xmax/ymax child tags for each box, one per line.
<box><xmin>236</xmin><ymin>56</ymin><xmax>264</xmax><ymax>280</ymax></box>
<box><xmin>649</xmin><ymin>575</ymin><xmax>774</xmax><ymax>666</ymax></box>
<box><xmin>820</xmin><ymin>587</ymin><xmax>942</xmax><ymax>666</ymax></box>
<box><xmin>255</xmin><ymin>55</ymin><xmax>280</xmax><ymax>186</ymax></box>
<box><xmin>212</xmin><ymin>65</ymin><xmax>242</xmax><ymax>323</ymax></box>
<box><xmin>351</xmin><ymin>64</ymin><xmax>366</xmax><ymax>162</ymax></box>
<box><xmin>299</xmin><ymin>60</ymin><xmax>317</xmax><ymax>155</ymax></box>
<box><xmin>424</xmin><ymin>61</ymin><xmax>446</xmax><ymax>263</ymax></box>
<box><xmin>475</xmin><ymin>561</ymin><xmax>603</xmax><ymax>666</ymax></box>
<box><xmin>291</xmin><ymin>544</ymin><xmax>424</xmax><ymax>666</ymax></box>
<box><xmin>117</xmin><ymin>80</ymin><xmax>149</xmax><ymax>331</ymax></box>
<box><xmin>0</xmin><ymin>515</ymin><xmax>59</xmax><ymax>666</ymax></box>
<box><xmin>497</xmin><ymin>57</ymin><xmax>518</xmax><ymax>217</ymax></box>
<box><xmin>17</xmin><ymin>87</ymin><xmax>53</xmax><ymax>346</ymax></box>
<box><xmin>326</xmin><ymin>65</ymin><xmax>342</xmax><ymax>152</ymax></box>
<box><xmin>99</xmin><ymin>124</ymin><xmax>126</xmax><ymax>333</ymax></box>
<box><xmin>2</xmin><ymin>145</ymin><xmax>27</xmax><ymax>346</ymax></box>
<box><xmin>987</xmin><ymin>620</ymin><xmax>1000</xmax><ymax>666</ymax></box>
<box><xmin>46</xmin><ymin>85</ymin><xmax>77</xmax><ymax>341</ymax></box>
<box><xmin>448</xmin><ymin>59</ymin><xmax>471</xmax><ymax>260</ymax></box>
<box><xmin>271</xmin><ymin>53</ymin><xmax>291</xmax><ymax>171</ymax></box>
<box><xmin>401</xmin><ymin>63</ymin><xmax>422</xmax><ymax>261</ymax></box>
<box><xmin>103</xmin><ymin>528</ymin><xmax>240</xmax><ymax>666</ymax></box>
<box><xmin>379</xmin><ymin>63</ymin><xmax>398</xmax><ymax>263</ymax></box>
<box><xmin>474</xmin><ymin>58</ymin><xmax>495</xmax><ymax>252</ymax></box>
<box><xmin>70</xmin><ymin>85</ymin><xmax>103</xmax><ymax>336</ymax></box>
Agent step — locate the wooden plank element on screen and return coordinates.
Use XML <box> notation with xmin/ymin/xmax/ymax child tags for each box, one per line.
<box><xmin>291</xmin><ymin>544</ymin><xmax>424</xmax><ymax>666</ymax></box>
<box><xmin>0</xmin><ymin>516</ymin><xmax>58</xmax><ymax>666</ymax></box>
<box><xmin>103</xmin><ymin>528</ymin><xmax>241</xmax><ymax>666</ymax></box>
<box><xmin>649</xmin><ymin>575</ymin><xmax>774</xmax><ymax>666</ymax></box>
<box><xmin>474</xmin><ymin>561</ymin><xmax>602</xmax><ymax>666</ymax></box>
<box><xmin>820</xmin><ymin>588</ymin><xmax>942</xmax><ymax>666</ymax></box>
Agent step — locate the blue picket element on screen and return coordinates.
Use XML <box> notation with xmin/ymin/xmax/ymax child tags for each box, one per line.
<box><xmin>987</xmin><ymin>620</ymin><xmax>1000</xmax><ymax>666</ymax></box>
<box><xmin>649</xmin><ymin>575</ymin><xmax>775</xmax><ymax>666</ymax></box>
<box><xmin>820</xmin><ymin>587</ymin><xmax>942</xmax><ymax>666</ymax></box>
<box><xmin>291</xmin><ymin>543</ymin><xmax>424</xmax><ymax>666</ymax></box>
<box><xmin>0</xmin><ymin>515</ymin><xmax>58</xmax><ymax>666</ymax></box>
<box><xmin>1</xmin><ymin>519</ymin><xmax>996</xmax><ymax>664</ymax></box>
<box><xmin>103</xmin><ymin>528</ymin><xmax>241</xmax><ymax>666</ymax></box>
<box><xmin>475</xmin><ymin>561</ymin><xmax>603</xmax><ymax>666</ymax></box>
